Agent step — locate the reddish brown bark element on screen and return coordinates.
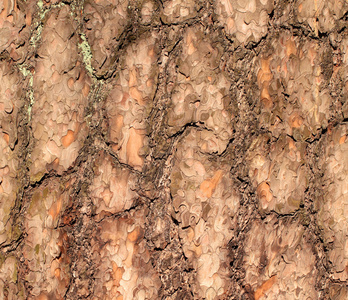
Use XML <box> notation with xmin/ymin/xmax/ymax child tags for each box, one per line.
<box><xmin>0</xmin><ymin>0</ymin><xmax>347</xmax><ymax>299</ymax></box>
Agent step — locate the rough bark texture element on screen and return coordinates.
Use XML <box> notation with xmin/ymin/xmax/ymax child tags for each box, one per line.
<box><xmin>0</xmin><ymin>0</ymin><xmax>348</xmax><ymax>299</ymax></box>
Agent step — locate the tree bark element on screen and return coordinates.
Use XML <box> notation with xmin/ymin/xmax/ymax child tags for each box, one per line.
<box><xmin>0</xmin><ymin>0</ymin><xmax>347</xmax><ymax>299</ymax></box>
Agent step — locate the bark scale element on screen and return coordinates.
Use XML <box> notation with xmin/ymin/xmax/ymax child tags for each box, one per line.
<box><xmin>0</xmin><ymin>0</ymin><xmax>347</xmax><ymax>299</ymax></box>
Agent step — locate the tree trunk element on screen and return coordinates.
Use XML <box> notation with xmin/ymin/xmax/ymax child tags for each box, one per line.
<box><xmin>0</xmin><ymin>0</ymin><xmax>347</xmax><ymax>299</ymax></box>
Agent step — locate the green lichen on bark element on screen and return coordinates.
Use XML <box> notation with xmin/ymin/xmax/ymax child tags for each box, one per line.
<box><xmin>78</xmin><ymin>33</ymin><xmax>95</xmax><ymax>78</ymax></box>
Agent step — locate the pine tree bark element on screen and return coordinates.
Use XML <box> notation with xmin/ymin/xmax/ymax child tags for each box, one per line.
<box><xmin>0</xmin><ymin>0</ymin><xmax>347</xmax><ymax>299</ymax></box>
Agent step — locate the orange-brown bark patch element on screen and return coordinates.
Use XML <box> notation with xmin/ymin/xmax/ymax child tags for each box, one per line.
<box><xmin>54</xmin><ymin>268</ymin><xmax>61</xmax><ymax>279</ymax></box>
<box><xmin>200</xmin><ymin>170</ymin><xmax>223</xmax><ymax>198</ymax></box>
<box><xmin>37</xmin><ymin>293</ymin><xmax>49</xmax><ymax>300</ymax></box>
<box><xmin>112</xmin><ymin>261</ymin><xmax>124</xmax><ymax>287</ymax></box>
<box><xmin>286</xmin><ymin>38</ymin><xmax>297</xmax><ymax>57</ymax></box>
<box><xmin>3</xmin><ymin>133</ymin><xmax>9</xmax><ymax>144</ymax></box>
<box><xmin>61</xmin><ymin>130</ymin><xmax>75</xmax><ymax>148</ymax></box>
<box><xmin>339</xmin><ymin>135</ymin><xmax>346</xmax><ymax>144</ymax></box>
<box><xmin>126</xmin><ymin>128</ymin><xmax>144</xmax><ymax>168</ymax></box>
<box><xmin>127</xmin><ymin>226</ymin><xmax>143</xmax><ymax>243</ymax></box>
<box><xmin>257</xmin><ymin>182</ymin><xmax>273</xmax><ymax>203</ymax></box>
<box><xmin>48</xmin><ymin>196</ymin><xmax>63</xmax><ymax>222</ymax></box>
<box><xmin>254</xmin><ymin>275</ymin><xmax>277</xmax><ymax>300</ymax></box>
<box><xmin>129</xmin><ymin>87</ymin><xmax>144</xmax><ymax>105</ymax></box>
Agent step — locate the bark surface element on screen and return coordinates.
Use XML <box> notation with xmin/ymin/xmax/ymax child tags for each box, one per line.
<box><xmin>0</xmin><ymin>0</ymin><xmax>347</xmax><ymax>299</ymax></box>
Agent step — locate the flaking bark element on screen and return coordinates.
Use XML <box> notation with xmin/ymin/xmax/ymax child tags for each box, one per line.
<box><xmin>0</xmin><ymin>0</ymin><xmax>347</xmax><ymax>299</ymax></box>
